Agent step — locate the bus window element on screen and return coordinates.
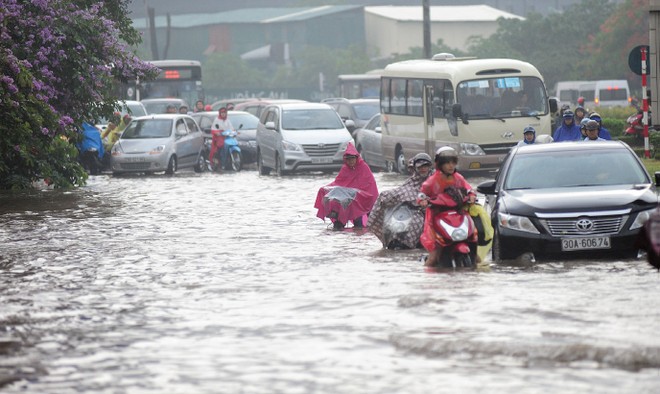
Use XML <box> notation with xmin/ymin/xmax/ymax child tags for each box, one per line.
<box><xmin>391</xmin><ymin>78</ymin><xmax>406</xmax><ymax>115</ymax></box>
<box><xmin>457</xmin><ymin>76</ymin><xmax>547</xmax><ymax>118</ymax></box>
<box><xmin>380</xmin><ymin>78</ymin><xmax>390</xmax><ymax>113</ymax></box>
<box><xmin>426</xmin><ymin>79</ymin><xmax>454</xmax><ymax>119</ymax></box>
<box><xmin>407</xmin><ymin>79</ymin><xmax>423</xmax><ymax>116</ymax></box>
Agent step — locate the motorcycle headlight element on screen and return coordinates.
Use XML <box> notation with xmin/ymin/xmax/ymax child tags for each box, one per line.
<box><xmin>498</xmin><ymin>212</ymin><xmax>539</xmax><ymax>234</ymax></box>
<box><xmin>630</xmin><ymin>208</ymin><xmax>657</xmax><ymax>230</ymax></box>
<box><xmin>149</xmin><ymin>145</ymin><xmax>165</xmax><ymax>155</ymax></box>
<box><xmin>459</xmin><ymin>143</ymin><xmax>486</xmax><ymax>156</ymax></box>
<box><xmin>281</xmin><ymin>140</ymin><xmax>302</xmax><ymax>152</ymax></box>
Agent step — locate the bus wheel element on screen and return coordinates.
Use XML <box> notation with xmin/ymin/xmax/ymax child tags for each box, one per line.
<box><xmin>396</xmin><ymin>149</ymin><xmax>407</xmax><ymax>175</ymax></box>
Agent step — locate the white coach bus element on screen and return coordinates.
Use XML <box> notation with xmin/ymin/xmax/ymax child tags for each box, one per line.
<box><xmin>380</xmin><ymin>54</ymin><xmax>557</xmax><ymax>173</ymax></box>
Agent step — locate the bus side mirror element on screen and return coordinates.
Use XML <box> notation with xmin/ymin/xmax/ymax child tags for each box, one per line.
<box><xmin>452</xmin><ymin>103</ymin><xmax>468</xmax><ymax>124</ymax></box>
<box><xmin>549</xmin><ymin>97</ymin><xmax>558</xmax><ymax>114</ymax></box>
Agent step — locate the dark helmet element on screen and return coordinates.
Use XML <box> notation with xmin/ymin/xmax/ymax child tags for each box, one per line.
<box><xmin>562</xmin><ymin>110</ymin><xmax>574</xmax><ymax>119</ymax></box>
<box><xmin>523</xmin><ymin>125</ymin><xmax>536</xmax><ymax>135</ymax></box>
<box><xmin>585</xmin><ymin>120</ymin><xmax>599</xmax><ymax>130</ymax></box>
<box><xmin>580</xmin><ymin>118</ymin><xmax>590</xmax><ymax>129</ymax></box>
<box><xmin>434</xmin><ymin>146</ymin><xmax>458</xmax><ymax>167</ymax></box>
<box><xmin>412</xmin><ymin>152</ymin><xmax>432</xmax><ymax>168</ymax></box>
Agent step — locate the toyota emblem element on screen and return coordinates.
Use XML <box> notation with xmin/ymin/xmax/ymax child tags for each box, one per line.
<box><xmin>318</xmin><ymin>143</ymin><xmax>325</xmax><ymax>148</ymax></box>
<box><xmin>575</xmin><ymin>218</ymin><xmax>594</xmax><ymax>232</ymax></box>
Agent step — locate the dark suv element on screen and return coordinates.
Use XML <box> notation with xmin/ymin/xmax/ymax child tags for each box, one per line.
<box><xmin>322</xmin><ymin>98</ymin><xmax>379</xmax><ymax>134</ymax></box>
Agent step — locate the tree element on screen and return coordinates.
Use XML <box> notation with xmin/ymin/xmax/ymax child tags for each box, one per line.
<box><xmin>580</xmin><ymin>0</ymin><xmax>649</xmax><ymax>92</ymax></box>
<box><xmin>0</xmin><ymin>0</ymin><xmax>157</xmax><ymax>189</ymax></box>
<box><xmin>467</xmin><ymin>0</ymin><xmax>616</xmax><ymax>90</ymax></box>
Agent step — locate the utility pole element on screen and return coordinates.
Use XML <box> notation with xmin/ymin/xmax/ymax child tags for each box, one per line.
<box><xmin>423</xmin><ymin>0</ymin><xmax>431</xmax><ymax>59</ymax></box>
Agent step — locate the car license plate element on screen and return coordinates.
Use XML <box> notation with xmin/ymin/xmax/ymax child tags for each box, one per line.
<box><xmin>126</xmin><ymin>157</ymin><xmax>146</xmax><ymax>162</ymax></box>
<box><xmin>311</xmin><ymin>157</ymin><xmax>333</xmax><ymax>164</ymax></box>
<box><xmin>561</xmin><ymin>236</ymin><xmax>611</xmax><ymax>251</ymax></box>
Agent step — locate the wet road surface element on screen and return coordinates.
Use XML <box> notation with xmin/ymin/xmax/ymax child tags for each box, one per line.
<box><xmin>1</xmin><ymin>169</ymin><xmax>659</xmax><ymax>393</ymax></box>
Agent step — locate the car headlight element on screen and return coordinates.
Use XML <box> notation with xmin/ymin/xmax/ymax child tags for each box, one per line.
<box><xmin>459</xmin><ymin>143</ymin><xmax>485</xmax><ymax>156</ymax></box>
<box><xmin>630</xmin><ymin>208</ymin><xmax>656</xmax><ymax>230</ymax></box>
<box><xmin>498</xmin><ymin>212</ymin><xmax>539</xmax><ymax>234</ymax></box>
<box><xmin>149</xmin><ymin>145</ymin><xmax>165</xmax><ymax>155</ymax></box>
<box><xmin>281</xmin><ymin>140</ymin><xmax>302</xmax><ymax>152</ymax></box>
<box><xmin>339</xmin><ymin>139</ymin><xmax>355</xmax><ymax>152</ymax></box>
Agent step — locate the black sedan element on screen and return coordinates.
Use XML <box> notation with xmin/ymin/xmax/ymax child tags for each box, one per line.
<box><xmin>190</xmin><ymin>111</ymin><xmax>259</xmax><ymax>165</ymax></box>
<box><xmin>477</xmin><ymin>141</ymin><xmax>659</xmax><ymax>262</ymax></box>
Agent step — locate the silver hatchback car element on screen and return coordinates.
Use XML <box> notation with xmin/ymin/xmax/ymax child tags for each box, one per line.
<box><xmin>110</xmin><ymin>114</ymin><xmax>206</xmax><ymax>175</ymax></box>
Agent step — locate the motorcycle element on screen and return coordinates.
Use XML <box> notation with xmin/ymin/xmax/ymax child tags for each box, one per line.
<box><xmin>208</xmin><ymin>128</ymin><xmax>242</xmax><ymax>172</ymax></box>
<box><xmin>625</xmin><ymin>102</ymin><xmax>653</xmax><ymax>141</ymax></box>
<box><xmin>381</xmin><ymin>201</ymin><xmax>423</xmax><ymax>249</ymax></box>
<box><xmin>221</xmin><ymin>129</ymin><xmax>242</xmax><ymax>172</ymax></box>
<box><xmin>316</xmin><ymin>186</ymin><xmax>373</xmax><ymax>229</ymax></box>
<box><xmin>423</xmin><ymin>188</ymin><xmax>478</xmax><ymax>268</ymax></box>
<box><xmin>79</xmin><ymin>148</ymin><xmax>103</xmax><ymax>175</ymax></box>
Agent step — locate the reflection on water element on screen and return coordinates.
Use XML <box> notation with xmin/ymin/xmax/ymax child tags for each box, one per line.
<box><xmin>1</xmin><ymin>171</ymin><xmax>659</xmax><ymax>393</ymax></box>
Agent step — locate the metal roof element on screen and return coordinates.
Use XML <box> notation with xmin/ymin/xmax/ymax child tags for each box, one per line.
<box><xmin>365</xmin><ymin>5</ymin><xmax>524</xmax><ymax>22</ymax></box>
<box><xmin>132</xmin><ymin>5</ymin><xmax>363</xmax><ymax>29</ymax></box>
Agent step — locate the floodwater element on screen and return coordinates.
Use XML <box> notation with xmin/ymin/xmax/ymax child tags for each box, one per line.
<box><xmin>0</xmin><ymin>169</ymin><xmax>659</xmax><ymax>394</ymax></box>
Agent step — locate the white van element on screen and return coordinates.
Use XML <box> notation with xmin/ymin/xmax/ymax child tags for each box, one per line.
<box><xmin>554</xmin><ymin>80</ymin><xmax>589</xmax><ymax>108</ymax></box>
<box><xmin>580</xmin><ymin>79</ymin><xmax>630</xmax><ymax>108</ymax></box>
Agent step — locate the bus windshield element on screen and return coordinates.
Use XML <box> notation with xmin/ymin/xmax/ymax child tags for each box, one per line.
<box><xmin>456</xmin><ymin>76</ymin><xmax>548</xmax><ymax>119</ymax></box>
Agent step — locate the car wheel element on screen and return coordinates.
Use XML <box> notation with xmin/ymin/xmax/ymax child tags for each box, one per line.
<box><xmin>257</xmin><ymin>150</ymin><xmax>271</xmax><ymax>175</ymax></box>
<box><xmin>230</xmin><ymin>151</ymin><xmax>242</xmax><ymax>172</ymax></box>
<box><xmin>275</xmin><ymin>154</ymin><xmax>287</xmax><ymax>176</ymax></box>
<box><xmin>193</xmin><ymin>152</ymin><xmax>206</xmax><ymax>173</ymax></box>
<box><xmin>396</xmin><ymin>149</ymin><xmax>408</xmax><ymax>175</ymax></box>
<box><xmin>165</xmin><ymin>156</ymin><xmax>177</xmax><ymax>175</ymax></box>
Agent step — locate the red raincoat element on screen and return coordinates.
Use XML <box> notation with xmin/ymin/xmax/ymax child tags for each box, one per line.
<box><xmin>314</xmin><ymin>143</ymin><xmax>378</xmax><ymax>225</ymax></box>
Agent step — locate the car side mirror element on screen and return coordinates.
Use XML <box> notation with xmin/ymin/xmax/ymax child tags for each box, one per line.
<box><xmin>476</xmin><ymin>180</ymin><xmax>497</xmax><ymax>195</ymax></box>
<box><xmin>375</xmin><ymin>126</ymin><xmax>382</xmax><ymax>134</ymax></box>
<box><xmin>265</xmin><ymin>121</ymin><xmax>277</xmax><ymax>131</ymax></box>
<box><xmin>175</xmin><ymin>128</ymin><xmax>187</xmax><ymax>137</ymax></box>
<box><xmin>655</xmin><ymin>171</ymin><xmax>660</xmax><ymax>187</ymax></box>
<box><xmin>345</xmin><ymin>119</ymin><xmax>356</xmax><ymax>130</ymax></box>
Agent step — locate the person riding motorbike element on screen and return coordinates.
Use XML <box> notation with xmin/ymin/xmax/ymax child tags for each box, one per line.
<box><xmin>418</xmin><ymin>147</ymin><xmax>476</xmax><ymax>267</ymax></box>
<box><xmin>314</xmin><ymin>143</ymin><xmax>378</xmax><ymax>230</ymax></box>
<box><xmin>368</xmin><ymin>152</ymin><xmax>434</xmax><ymax>249</ymax></box>
<box><xmin>209</xmin><ymin>107</ymin><xmax>234</xmax><ymax>170</ymax></box>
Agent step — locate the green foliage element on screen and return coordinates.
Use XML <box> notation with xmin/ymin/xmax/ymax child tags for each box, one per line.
<box><xmin>602</xmin><ymin>118</ymin><xmax>627</xmax><ymax>137</ymax></box>
<box><xmin>467</xmin><ymin>0</ymin><xmax>621</xmax><ymax>90</ymax></box>
<box><xmin>1</xmin><ymin>0</ymin><xmax>155</xmax><ymax>190</ymax></box>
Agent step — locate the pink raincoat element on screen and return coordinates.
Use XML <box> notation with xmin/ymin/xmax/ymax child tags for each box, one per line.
<box><xmin>314</xmin><ymin>143</ymin><xmax>378</xmax><ymax>225</ymax></box>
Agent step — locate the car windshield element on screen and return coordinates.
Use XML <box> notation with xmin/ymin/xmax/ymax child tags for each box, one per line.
<box><xmin>142</xmin><ymin>101</ymin><xmax>184</xmax><ymax>114</ymax></box>
<box><xmin>353</xmin><ymin>103</ymin><xmax>379</xmax><ymax>120</ymax></box>
<box><xmin>228</xmin><ymin>113</ymin><xmax>259</xmax><ymax>129</ymax></box>
<box><xmin>121</xmin><ymin>119</ymin><xmax>173</xmax><ymax>139</ymax></box>
<box><xmin>456</xmin><ymin>76</ymin><xmax>548</xmax><ymax>119</ymax></box>
<box><xmin>504</xmin><ymin>148</ymin><xmax>650</xmax><ymax>190</ymax></box>
<box><xmin>282</xmin><ymin>109</ymin><xmax>344</xmax><ymax>130</ymax></box>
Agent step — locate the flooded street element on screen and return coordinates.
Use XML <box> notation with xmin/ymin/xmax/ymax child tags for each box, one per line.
<box><xmin>1</xmin><ymin>169</ymin><xmax>659</xmax><ymax>393</ymax></box>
